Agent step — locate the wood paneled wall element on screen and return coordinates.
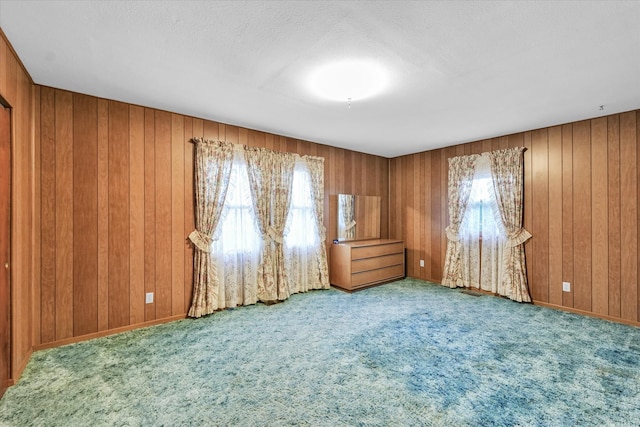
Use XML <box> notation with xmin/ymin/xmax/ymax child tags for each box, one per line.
<box><xmin>35</xmin><ymin>87</ymin><xmax>389</xmax><ymax>346</ymax></box>
<box><xmin>0</xmin><ymin>30</ymin><xmax>37</xmax><ymax>381</ymax></box>
<box><xmin>389</xmin><ymin>111</ymin><xmax>640</xmax><ymax>325</ymax></box>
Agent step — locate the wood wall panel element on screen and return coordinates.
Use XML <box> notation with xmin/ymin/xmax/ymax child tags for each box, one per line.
<box><xmin>143</xmin><ymin>108</ymin><xmax>156</xmax><ymax>322</ymax></box>
<box><xmin>430</xmin><ymin>151</ymin><xmax>442</xmax><ymax>281</ymax></box>
<box><xmin>72</xmin><ymin>94</ymin><xmax>98</xmax><ymax>336</ymax></box>
<box><xmin>97</xmin><ymin>99</ymin><xmax>109</xmax><ymax>331</ymax></box>
<box><xmin>561</xmin><ymin>124</ymin><xmax>574</xmax><ymax>308</ymax></box>
<box><xmin>39</xmin><ymin>87</ymin><xmax>56</xmax><ymax>344</ymax></box>
<box><xmin>607</xmin><ymin>115</ymin><xmax>621</xmax><ymax>318</ymax></box>
<box><xmin>171</xmin><ymin>114</ymin><xmax>185</xmax><ymax>316</ymax></box>
<box><xmin>108</xmin><ymin>101</ymin><xmax>130</xmax><ymax>329</ymax></box>
<box><xmin>591</xmin><ymin>117</ymin><xmax>608</xmax><ymax>315</ymax></box>
<box><xmin>154</xmin><ymin>111</ymin><xmax>172</xmax><ymax>320</ymax></box>
<box><xmin>1</xmin><ymin>29</ymin><xmax>37</xmax><ymax>381</ymax></box>
<box><xmin>620</xmin><ymin>112</ymin><xmax>638</xmax><ymax>321</ymax></box>
<box><xmin>32</xmin><ymin>86</ymin><xmax>41</xmax><ymax>347</ymax></box>
<box><xmin>531</xmin><ymin>129</ymin><xmax>549</xmax><ymax>302</ymax></box>
<box><xmin>35</xmin><ymin>87</ymin><xmax>390</xmax><ymax>346</ymax></box>
<box><xmin>129</xmin><ymin>106</ymin><xmax>145</xmax><ymax>325</ymax></box>
<box><xmin>390</xmin><ymin>110</ymin><xmax>640</xmax><ymax>326</ymax></box>
<box><xmin>572</xmin><ymin>121</ymin><xmax>592</xmax><ymax>312</ymax></box>
<box><xmin>184</xmin><ymin>117</ymin><xmax>196</xmax><ymax>313</ymax></box>
<box><xmin>54</xmin><ymin>90</ymin><xmax>73</xmax><ymax>340</ymax></box>
<box><xmin>547</xmin><ymin>126</ymin><xmax>563</xmax><ymax>306</ymax></box>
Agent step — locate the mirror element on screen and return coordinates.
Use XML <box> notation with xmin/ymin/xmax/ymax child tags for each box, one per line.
<box><xmin>335</xmin><ymin>194</ymin><xmax>381</xmax><ymax>241</ymax></box>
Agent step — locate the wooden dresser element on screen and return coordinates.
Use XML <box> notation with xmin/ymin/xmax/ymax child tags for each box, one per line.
<box><xmin>330</xmin><ymin>239</ymin><xmax>405</xmax><ymax>291</ymax></box>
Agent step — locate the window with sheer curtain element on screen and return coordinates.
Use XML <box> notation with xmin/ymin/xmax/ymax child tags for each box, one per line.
<box><xmin>285</xmin><ymin>159</ymin><xmax>321</xmax><ymax>294</ymax></box>
<box><xmin>441</xmin><ymin>148</ymin><xmax>531</xmax><ymax>302</ymax></box>
<box><xmin>459</xmin><ymin>155</ymin><xmax>506</xmax><ymax>293</ymax></box>
<box><xmin>211</xmin><ymin>151</ymin><xmax>320</xmax><ymax>308</ymax></box>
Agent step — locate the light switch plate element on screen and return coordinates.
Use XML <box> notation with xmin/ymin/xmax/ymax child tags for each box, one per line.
<box><xmin>145</xmin><ymin>292</ymin><xmax>154</xmax><ymax>304</ymax></box>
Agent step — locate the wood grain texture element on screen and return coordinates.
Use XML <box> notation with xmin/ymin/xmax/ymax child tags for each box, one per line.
<box><xmin>97</xmin><ymin>99</ymin><xmax>109</xmax><ymax>332</ymax></box>
<box><xmin>184</xmin><ymin>117</ymin><xmax>196</xmax><ymax>313</ymax></box>
<box><xmin>591</xmin><ymin>117</ymin><xmax>608</xmax><ymax>315</ymax></box>
<box><xmin>39</xmin><ymin>87</ymin><xmax>56</xmax><ymax>344</ymax></box>
<box><xmin>72</xmin><ymin>93</ymin><xmax>98</xmax><ymax>336</ymax></box>
<box><xmin>531</xmin><ymin>129</ymin><xmax>549</xmax><ymax>302</ymax></box>
<box><xmin>1</xmin><ymin>30</ymin><xmax>38</xmax><ymax>382</ymax></box>
<box><xmin>171</xmin><ymin>114</ymin><xmax>185</xmax><ymax>316</ymax></box>
<box><xmin>154</xmin><ymin>111</ymin><xmax>172</xmax><ymax>320</ymax></box>
<box><xmin>0</xmin><ymin>37</ymin><xmax>7</xmax><ymax>95</ymax></box>
<box><xmin>143</xmin><ymin>108</ymin><xmax>156</xmax><ymax>322</ymax></box>
<box><xmin>547</xmin><ymin>126</ymin><xmax>563</xmax><ymax>306</ymax></box>
<box><xmin>108</xmin><ymin>101</ymin><xmax>130</xmax><ymax>329</ymax></box>
<box><xmin>430</xmin><ymin>151</ymin><xmax>442</xmax><ymax>282</ymax></box>
<box><xmin>1</xmin><ymin>101</ymin><xmax>11</xmax><ymax>398</ymax></box>
<box><xmin>54</xmin><ymin>90</ymin><xmax>73</xmax><ymax>340</ymax></box>
<box><xmin>129</xmin><ymin>106</ymin><xmax>145</xmax><ymax>325</ymax></box>
<box><xmin>607</xmin><ymin>115</ymin><xmax>621</xmax><ymax>318</ymax></box>
<box><xmin>572</xmin><ymin>121</ymin><xmax>592</xmax><ymax>312</ymax></box>
<box><xmin>620</xmin><ymin>112</ymin><xmax>637</xmax><ymax>321</ymax></box>
<box><xmin>32</xmin><ymin>86</ymin><xmax>42</xmax><ymax>347</ymax></box>
<box><xmin>561</xmin><ymin>124</ymin><xmax>574</xmax><ymax>308</ymax></box>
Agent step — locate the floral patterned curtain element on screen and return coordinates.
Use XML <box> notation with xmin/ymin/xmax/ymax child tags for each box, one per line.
<box><xmin>302</xmin><ymin>155</ymin><xmax>330</xmax><ymax>290</ymax></box>
<box><xmin>187</xmin><ymin>138</ymin><xmax>234</xmax><ymax>318</ymax></box>
<box><xmin>488</xmin><ymin>147</ymin><xmax>532</xmax><ymax>302</ymax></box>
<box><xmin>244</xmin><ymin>147</ymin><xmax>296</xmax><ymax>301</ymax></box>
<box><xmin>441</xmin><ymin>154</ymin><xmax>479</xmax><ymax>288</ymax></box>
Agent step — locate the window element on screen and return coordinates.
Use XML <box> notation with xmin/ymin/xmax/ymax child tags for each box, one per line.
<box><xmin>459</xmin><ymin>155</ymin><xmax>506</xmax><ymax>292</ymax></box>
<box><xmin>210</xmin><ymin>151</ymin><xmax>323</xmax><ymax>307</ymax></box>
<box><xmin>285</xmin><ymin>161</ymin><xmax>319</xmax><ymax>249</ymax></box>
<box><xmin>461</xmin><ymin>176</ymin><xmax>504</xmax><ymax>241</ymax></box>
<box><xmin>215</xmin><ymin>154</ymin><xmax>318</xmax><ymax>253</ymax></box>
<box><xmin>216</xmin><ymin>154</ymin><xmax>260</xmax><ymax>254</ymax></box>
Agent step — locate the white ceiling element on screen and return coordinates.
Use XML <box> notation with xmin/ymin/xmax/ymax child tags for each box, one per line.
<box><xmin>1</xmin><ymin>1</ymin><xmax>639</xmax><ymax>158</ymax></box>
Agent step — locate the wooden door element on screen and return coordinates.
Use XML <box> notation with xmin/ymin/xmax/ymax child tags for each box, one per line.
<box><xmin>0</xmin><ymin>105</ymin><xmax>10</xmax><ymax>399</ymax></box>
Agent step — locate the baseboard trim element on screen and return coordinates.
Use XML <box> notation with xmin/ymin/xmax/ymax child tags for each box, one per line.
<box><xmin>532</xmin><ymin>301</ymin><xmax>640</xmax><ymax>328</ymax></box>
<box><xmin>416</xmin><ymin>276</ymin><xmax>639</xmax><ymax>328</ymax></box>
<box><xmin>33</xmin><ymin>314</ymin><xmax>189</xmax><ymax>352</ymax></box>
<box><xmin>8</xmin><ymin>346</ymin><xmax>33</xmax><ymax>386</ymax></box>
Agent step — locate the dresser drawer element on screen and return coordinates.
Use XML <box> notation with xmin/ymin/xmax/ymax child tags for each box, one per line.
<box><xmin>351</xmin><ymin>253</ymin><xmax>404</xmax><ymax>274</ymax></box>
<box><xmin>351</xmin><ymin>242</ymin><xmax>403</xmax><ymax>260</ymax></box>
<box><xmin>351</xmin><ymin>264</ymin><xmax>405</xmax><ymax>287</ymax></box>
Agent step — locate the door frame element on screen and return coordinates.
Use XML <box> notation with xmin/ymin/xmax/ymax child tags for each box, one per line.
<box><xmin>0</xmin><ymin>95</ymin><xmax>12</xmax><ymax>398</ymax></box>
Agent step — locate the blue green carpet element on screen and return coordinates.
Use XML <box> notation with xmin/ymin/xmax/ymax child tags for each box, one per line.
<box><xmin>1</xmin><ymin>278</ymin><xmax>639</xmax><ymax>426</ymax></box>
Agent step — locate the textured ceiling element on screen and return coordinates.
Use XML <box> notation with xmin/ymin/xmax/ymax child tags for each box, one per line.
<box><xmin>1</xmin><ymin>1</ymin><xmax>639</xmax><ymax>157</ymax></box>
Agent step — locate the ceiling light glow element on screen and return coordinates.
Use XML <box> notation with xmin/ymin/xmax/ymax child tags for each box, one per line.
<box><xmin>308</xmin><ymin>60</ymin><xmax>388</xmax><ymax>102</ymax></box>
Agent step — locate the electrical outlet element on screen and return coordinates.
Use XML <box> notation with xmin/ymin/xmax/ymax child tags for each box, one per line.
<box><xmin>145</xmin><ymin>292</ymin><xmax>154</xmax><ymax>304</ymax></box>
<box><xmin>562</xmin><ymin>282</ymin><xmax>571</xmax><ymax>292</ymax></box>
<box><xmin>419</xmin><ymin>259</ymin><xmax>425</xmax><ymax>267</ymax></box>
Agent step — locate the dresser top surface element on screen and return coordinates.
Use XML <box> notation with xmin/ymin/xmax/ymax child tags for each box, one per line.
<box><xmin>334</xmin><ymin>239</ymin><xmax>403</xmax><ymax>248</ymax></box>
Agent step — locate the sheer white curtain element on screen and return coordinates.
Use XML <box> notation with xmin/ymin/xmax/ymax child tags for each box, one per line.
<box><xmin>284</xmin><ymin>158</ymin><xmax>321</xmax><ymax>294</ymax></box>
<box><xmin>459</xmin><ymin>154</ymin><xmax>506</xmax><ymax>293</ymax></box>
<box><xmin>211</xmin><ymin>148</ymin><xmax>261</xmax><ymax>309</ymax></box>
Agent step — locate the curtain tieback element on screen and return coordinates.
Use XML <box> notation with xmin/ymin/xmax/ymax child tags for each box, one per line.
<box><xmin>445</xmin><ymin>226</ymin><xmax>460</xmax><ymax>242</ymax></box>
<box><xmin>266</xmin><ymin>227</ymin><xmax>284</xmax><ymax>244</ymax></box>
<box><xmin>188</xmin><ymin>230</ymin><xmax>213</xmax><ymax>253</ymax></box>
<box><xmin>344</xmin><ymin>220</ymin><xmax>356</xmax><ymax>231</ymax></box>
<box><xmin>506</xmin><ymin>227</ymin><xmax>532</xmax><ymax>247</ymax></box>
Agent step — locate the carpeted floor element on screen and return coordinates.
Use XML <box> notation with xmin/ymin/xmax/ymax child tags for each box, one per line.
<box><xmin>1</xmin><ymin>278</ymin><xmax>639</xmax><ymax>426</ymax></box>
